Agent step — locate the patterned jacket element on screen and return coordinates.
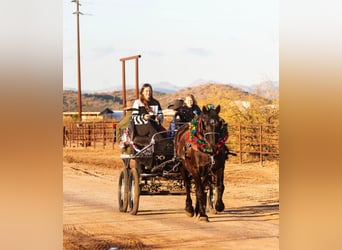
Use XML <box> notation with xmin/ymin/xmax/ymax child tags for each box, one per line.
<box><xmin>132</xmin><ymin>99</ymin><xmax>164</xmax><ymax>125</ymax></box>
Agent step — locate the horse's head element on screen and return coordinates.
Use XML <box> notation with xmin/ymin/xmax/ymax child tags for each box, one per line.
<box><xmin>200</xmin><ymin>104</ymin><xmax>223</xmax><ymax>153</ymax></box>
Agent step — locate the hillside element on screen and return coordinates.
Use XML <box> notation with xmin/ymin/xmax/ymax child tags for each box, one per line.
<box><xmin>63</xmin><ymin>82</ymin><xmax>279</xmax><ymax>124</ymax></box>
<box><xmin>63</xmin><ymin>83</ymin><xmax>268</xmax><ymax>112</ymax></box>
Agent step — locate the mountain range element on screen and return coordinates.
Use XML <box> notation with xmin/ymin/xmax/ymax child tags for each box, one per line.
<box><xmin>64</xmin><ymin>80</ymin><xmax>278</xmax><ymax>95</ymax></box>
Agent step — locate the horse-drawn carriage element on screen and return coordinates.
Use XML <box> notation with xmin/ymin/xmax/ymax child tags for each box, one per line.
<box><xmin>118</xmin><ymin>105</ymin><xmax>233</xmax><ymax>221</ymax></box>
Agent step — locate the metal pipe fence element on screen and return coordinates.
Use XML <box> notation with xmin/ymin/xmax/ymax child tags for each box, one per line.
<box><xmin>63</xmin><ymin>121</ymin><xmax>117</xmax><ymax>149</ymax></box>
<box><xmin>227</xmin><ymin>123</ymin><xmax>279</xmax><ymax>165</ymax></box>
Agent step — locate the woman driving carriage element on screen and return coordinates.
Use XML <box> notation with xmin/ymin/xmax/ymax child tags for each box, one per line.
<box><xmin>131</xmin><ymin>83</ymin><xmax>165</xmax><ymax>145</ymax></box>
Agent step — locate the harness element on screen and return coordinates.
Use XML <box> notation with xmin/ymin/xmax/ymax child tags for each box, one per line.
<box><xmin>187</xmin><ymin>116</ymin><xmax>228</xmax><ymax>155</ymax></box>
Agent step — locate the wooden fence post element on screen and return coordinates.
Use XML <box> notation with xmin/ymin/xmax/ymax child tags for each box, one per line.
<box><xmin>92</xmin><ymin>121</ymin><xmax>95</xmax><ymax>149</ymax></box>
<box><xmin>239</xmin><ymin>123</ymin><xmax>242</xmax><ymax>164</ymax></box>
<box><xmin>259</xmin><ymin>124</ymin><xmax>263</xmax><ymax>165</ymax></box>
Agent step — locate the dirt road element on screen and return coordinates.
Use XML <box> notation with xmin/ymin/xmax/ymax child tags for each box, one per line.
<box><xmin>63</xmin><ymin>147</ymin><xmax>279</xmax><ymax>249</ymax></box>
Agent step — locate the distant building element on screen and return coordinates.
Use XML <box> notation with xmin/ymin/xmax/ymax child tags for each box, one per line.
<box><xmin>99</xmin><ymin>108</ymin><xmax>114</xmax><ymax>115</ymax></box>
<box><xmin>63</xmin><ymin>109</ymin><xmax>124</xmax><ymax>121</ymax></box>
<box><xmin>99</xmin><ymin>108</ymin><xmax>124</xmax><ymax>120</ymax></box>
<box><xmin>63</xmin><ymin>111</ymin><xmax>101</xmax><ymax>121</ymax></box>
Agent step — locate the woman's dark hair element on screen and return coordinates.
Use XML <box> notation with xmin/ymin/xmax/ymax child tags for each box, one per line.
<box><xmin>139</xmin><ymin>83</ymin><xmax>153</xmax><ymax>112</ymax></box>
<box><xmin>186</xmin><ymin>94</ymin><xmax>198</xmax><ymax>106</ymax></box>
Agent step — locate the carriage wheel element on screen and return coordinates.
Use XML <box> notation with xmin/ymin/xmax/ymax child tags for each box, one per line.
<box><xmin>118</xmin><ymin>167</ymin><xmax>129</xmax><ymax>212</ymax></box>
<box><xmin>118</xmin><ymin>159</ymin><xmax>130</xmax><ymax>212</ymax></box>
<box><xmin>206</xmin><ymin>184</ymin><xmax>217</xmax><ymax>214</ymax></box>
<box><xmin>128</xmin><ymin>167</ymin><xmax>140</xmax><ymax>215</ymax></box>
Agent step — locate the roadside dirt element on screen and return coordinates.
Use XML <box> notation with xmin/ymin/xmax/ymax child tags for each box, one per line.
<box><xmin>63</xmin><ymin>147</ymin><xmax>279</xmax><ymax>250</ymax></box>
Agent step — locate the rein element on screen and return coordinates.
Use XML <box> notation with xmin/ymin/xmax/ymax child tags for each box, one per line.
<box><xmin>188</xmin><ymin>116</ymin><xmax>228</xmax><ymax>155</ymax></box>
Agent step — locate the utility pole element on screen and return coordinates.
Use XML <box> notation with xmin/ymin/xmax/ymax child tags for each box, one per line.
<box><xmin>72</xmin><ymin>0</ymin><xmax>83</xmax><ymax>121</ymax></box>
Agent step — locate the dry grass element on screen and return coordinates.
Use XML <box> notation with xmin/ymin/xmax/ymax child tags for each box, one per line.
<box><xmin>63</xmin><ymin>146</ymin><xmax>123</xmax><ymax>170</ymax></box>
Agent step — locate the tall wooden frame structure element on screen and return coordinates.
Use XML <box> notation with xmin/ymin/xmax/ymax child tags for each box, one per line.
<box><xmin>119</xmin><ymin>55</ymin><xmax>141</xmax><ymax>111</ymax></box>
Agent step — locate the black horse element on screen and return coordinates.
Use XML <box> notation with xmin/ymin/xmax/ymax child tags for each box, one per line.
<box><xmin>175</xmin><ymin>104</ymin><xmax>229</xmax><ymax>221</ymax></box>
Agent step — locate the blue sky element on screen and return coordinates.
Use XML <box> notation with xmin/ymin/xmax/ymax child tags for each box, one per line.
<box><xmin>63</xmin><ymin>0</ymin><xmax>278</xmax><ymax>92</ymax></box>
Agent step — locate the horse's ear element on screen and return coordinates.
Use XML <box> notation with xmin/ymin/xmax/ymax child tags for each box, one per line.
<box><xmin>202</xmin><ymin>105</ymin><xmax>208</xmax><ymax>113</ymax></box>
<box><xmin>215</xmin><ymin>105</ymin><xmax>221</xmax><ymax>114</ymax></box>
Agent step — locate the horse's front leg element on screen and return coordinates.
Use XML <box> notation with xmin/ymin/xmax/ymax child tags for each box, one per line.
<box><xmin>215</xmin><ymin>166</ymin><xmax>225</xmax><ymax>212</ymax></box>
<box><xmin>193</xmin><ymin>175</ymin><xmax>209</xmax><ymax>222</ymax></box>
<box><xmin>181</xmin><ymin>167</ymin><xmax>194</xmax><ymax>217</ymax></box>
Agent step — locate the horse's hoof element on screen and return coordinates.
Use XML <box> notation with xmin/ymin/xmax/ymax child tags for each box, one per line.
<box><xmin>185</xmin><ymin>211</ymin><xmax>194</xmax><ymax>217</ymax></box>
<box><xmin>199</xmin><ymin>215</ymin><xmax>209</xmax><ymax>222</ymax></box>
<box><xmin>215</xmin><ymin>201</ymin><xmax>225</xmax><ymax>212</ymax></box>
<box><xmin>185</xmin><ymin>207</ymin><xmax>194</xmax><ymax>217</ymax></box>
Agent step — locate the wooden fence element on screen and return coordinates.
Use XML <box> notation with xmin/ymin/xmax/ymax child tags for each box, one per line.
<box><xmin>63</xmin><ymin>121</ymin><xmax>279</xmax><ymax>164</ymax></box>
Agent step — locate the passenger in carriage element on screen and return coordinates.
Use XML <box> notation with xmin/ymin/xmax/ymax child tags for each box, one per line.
<box><xmin>177</xmin><ymin>94</ymin><xmax>201</xmax><ymax>122</ymax></box>
<box><xmin>131</xmin><ymin>83</ymin><xmax>165</xmax><ymax>145</ymax></box>
<box><xmin>168</xmin><ymin>94</ymin><xmax>201</xmax><ymax>137</ymax></box>
<box><xmin>167</xmin><ymin>98</ymin><xmax>184</xmax><ymax>137</ymax></box>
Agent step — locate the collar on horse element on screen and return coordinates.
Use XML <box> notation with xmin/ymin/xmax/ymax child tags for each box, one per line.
<box><xmin>187</xmin><ymin>115</ymin><xmax>228</xmax><ymax>155</ymax></box>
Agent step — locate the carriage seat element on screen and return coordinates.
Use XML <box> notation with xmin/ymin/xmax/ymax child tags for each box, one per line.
<box><xmin>129</xmin><ymin>120</ymin><xmax>153</xmax><ymax>148</ymax></box>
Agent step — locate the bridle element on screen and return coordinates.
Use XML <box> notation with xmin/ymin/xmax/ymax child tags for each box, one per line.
<box><xmin>202</xmin><ymin>118</ymin><xmax>221</xmax><ymax>145</ymax></box>
<box><xmin>188</xmin><ymin>113</ymin><xmax>228</xmax><ymax>156</ymax></box>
